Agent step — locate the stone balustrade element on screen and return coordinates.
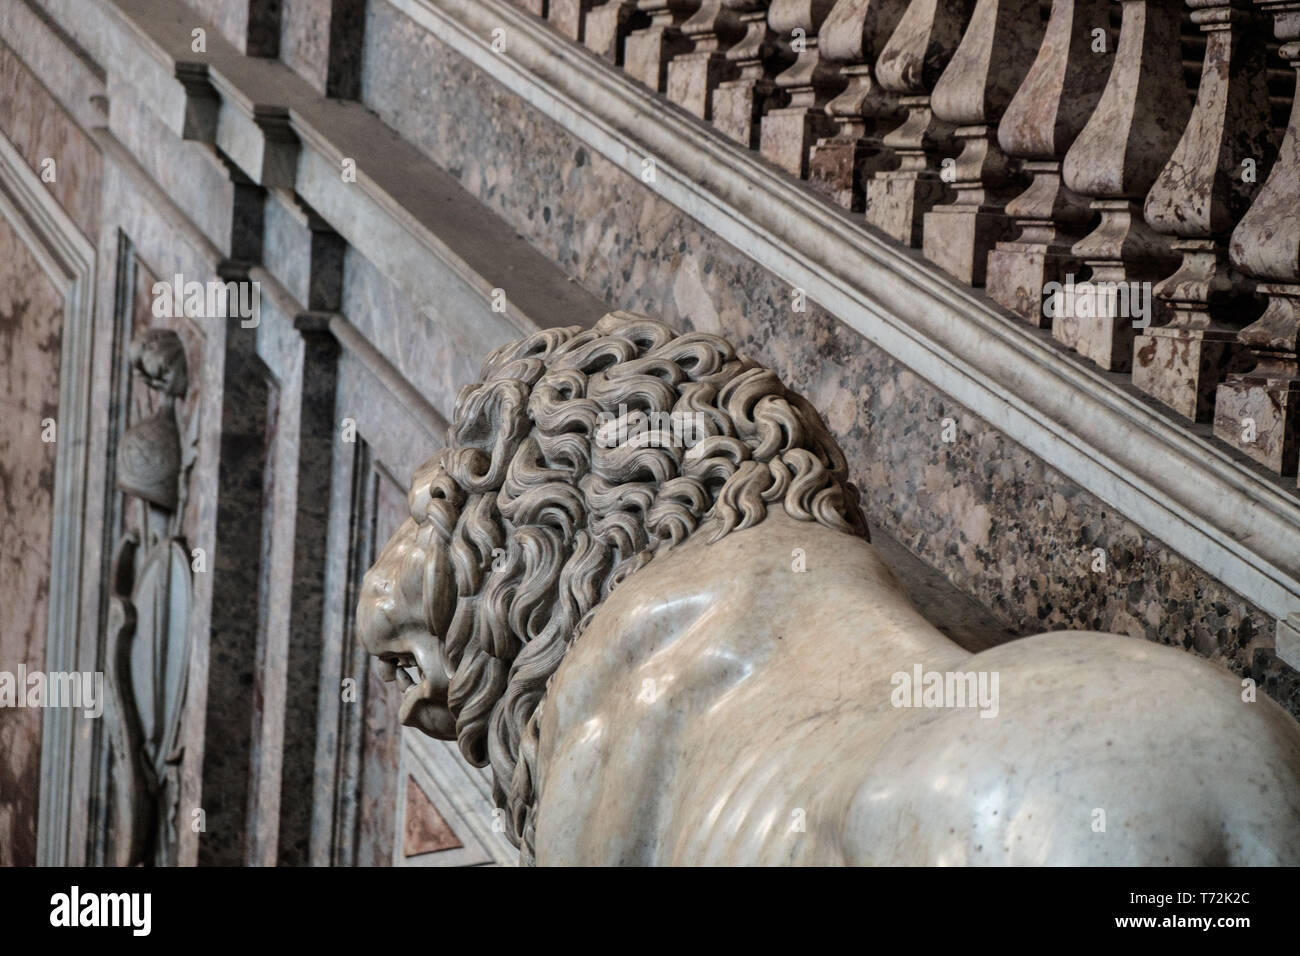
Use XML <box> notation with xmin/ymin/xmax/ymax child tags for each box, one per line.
<box><xmin>550</xmin><ymin>1</ymin><xmax>599</xmax><ymax>39</ymax></box>
<box><xmin>713</xmin><ymin>1</ymin><xmax>791</xmax><ymax>146</ymax></box>
<box><xmin>1137</xmin><ymin>0</ymin><xmax>1275</xmax><ymax>422</ymax></box>
<box><xmin>806</xmin><ymin>0</ymin><xmax>908</xmax><ymax>210</ymax></box>
<box><xmin>760</xmin><ymin>1</ymin><xmax>845</xmax><ymax>177</ymax></box>
<box><xmin>584</xmin><ymin>1</ymin><xmax>648</xmax><ymax>62</ymax></box>
<box><xmin>667</xmin><ymin>2</ymin><xmax>746</xmax><ymax>118</ymax></box>
<box><xmin>986</xmin><ymin>0</ymin><xmax>1112</xmax><ymax>325</ymax></box>
<box><xmin>1215</xmin><ymin>0</ymin><xmax>1300</xmax><ymax>478</ymax></box>
<box><xmin>626</xmin><ymin>1</ymin><xmax>701</xmax><ymax>91</ymax></box>
<box><xmin>864</xmin><ymin>0</ymin><xmax>975</xmax><ymax>245</ymax></box>
<box><xmin>1057</xmin><ymin>0</ymin><xmax>1191</xmax><ymax>372</ymax></box>
<box><xmin>532</xmin><ymin>0</ymin><xmax>1300</xmax><ymax>481</ymax></box>
<box><xmin>922</xmin><ymin>0</ymin><xmax>1046</xmax><ymax>284</ymax></box>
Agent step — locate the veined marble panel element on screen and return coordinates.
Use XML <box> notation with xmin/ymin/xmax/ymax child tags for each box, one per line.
<box><xmin>0</xmin><ymin>217</ymin><xmax>63</xmax><ymax>867</ymax></box>
<box><xmin>0</xmin><ymin>43</ymin><xmax>102</xmax><ymax>240</ymax></box>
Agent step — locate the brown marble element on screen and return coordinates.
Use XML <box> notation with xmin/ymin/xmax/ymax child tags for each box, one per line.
<box><xmin>585</xmin><ymin>0</ymin><xmax>646</xmax><ymax>62</ymax></box>
<box><xmin>0</xmin><ymin>218</ymin><xmax>64</xmax><ymax>867</ymax></box>
<box><xmin>550</xmin><ymin>0</ymin><xmax>597</xmax><ymax>39</ymax></box>
<box><xmin>986</xmin><ymin>0</ymin><xmax>1111</xmax><ymax>326</ymax></box>
<box><xmin>1214</xmin><ymin>0</ymin><xmax>1300</xmax><ymax>477</ymax></box>
<box><xmin>666</xmin><ymin>1</ymin><xmax>745</xmax><ymax>119</ymax></box>
<box><xmin>1135</xmin><ymin>322</ymin><xmax>1249</xmax><ymax>422</ymax></box>
<box><xmin>402</xmin><ymin>776</ymin><xmax>463</xmax><ymax>856</ymax></box>
<box><xmin>921</xmin><ymin>0</ymin><xmax>1044</xmax><ymax>286</ymax></box>
<box><xmin>864</xmin><ymin>0</ymin><xmax>973</xmax><ymax>246</ymax></box>
<box><xmin>1136</xmin><ymin>0</ymin><xmax>1274</xmax><ymax>422</ymax></box>
<box><xmin>758</xmin><ymin>0</ymin><xmax>843</xmax><ymax>177</ymax></box>
<box><xmin>806</xmin><ymin>0</ymin><xmax>907</xmax><ymax>211</ymax></box>
<box><xmin>712</xmin><ymin>0</ymin><xmax>790</xmax><ymax>148</ymax></box>
<box><xmin>0</xmin><ymin>44</ymin><xmax>102</xmax><ymax>242</ymax></box>
<box><xmin>1214</xmin><ymin>352</ymin><xmax>1300</xmax><ymax>475</ymax></box>
<box><xmin>625</xmin><ymin>1</ymin><xmax>699</xmax><ymax>91</ymax></box>
<box><xmin>1058</xmin><ymin>0</ymin><xmax>1190</xmax><ymax>371</ymax></box>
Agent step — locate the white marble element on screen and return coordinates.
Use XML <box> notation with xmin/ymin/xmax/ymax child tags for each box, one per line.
<box><xmin>538</xmin><ymin>511</ymin><xmax>1300</xmax><ymax>864</ymax></box>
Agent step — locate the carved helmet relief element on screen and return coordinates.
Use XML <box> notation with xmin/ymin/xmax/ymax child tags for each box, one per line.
<box><xmin>107</xmin><ymin>327</ymin><xmax>196</xmax><ymax>867</ymax></box>
<box><xmin>115</xmin><ymin>329</ymin><xmax>190</xmax><ymax>512</ymax></box>
<box><xmin>357</xmin><ymin>311</ymin><xmax>867</xmax><ymax>851</ymax></box>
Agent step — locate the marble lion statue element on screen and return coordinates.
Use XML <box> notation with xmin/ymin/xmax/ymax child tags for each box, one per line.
<box><xmin>357</xmin><ymin>312</ymin><xmax>1300</xmax><ymax>865</ymax></box>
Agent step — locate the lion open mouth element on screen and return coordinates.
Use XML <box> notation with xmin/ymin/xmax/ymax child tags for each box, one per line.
<box><xmin>376</xmin><ymin>654</ymin><xmax>423</xmax><ymax>720</ymax></box>
<box><xmin>376</xmin><ymin>651</ymin><xmax>455</xmax><ymax>738</ymax></box>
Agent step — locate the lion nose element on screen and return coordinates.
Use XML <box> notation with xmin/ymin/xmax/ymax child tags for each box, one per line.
<box><xmin>355</xmin><ymin>517</ymin><xmax>425</xmax><ymax>661</ymax></box>
<box><xmin>356</xmin><ymin>565</ymin><xmax>399</xmax><ymax>660</ymax></box>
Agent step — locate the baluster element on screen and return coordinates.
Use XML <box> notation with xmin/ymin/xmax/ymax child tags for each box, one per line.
<box><xmin>550</xmin><ymin>0</ymin><xmax>598</xmax><ymax>38</ymax></box>
<box><xmin>1135</xmin><ymin>0</ymin><xmax>1275</xmax><ymax>421</ymax></box>
<box><xmin>714</xmin><ymin>1</ymin><xmax>791</xmax><ymax>147</ymax></box>
<box><xmin>986</xmin><ymin>0</ymin><xmax>1112</xmax><ymax>324</ymax></box>
<box><xmin>1056</xmin><ymin>0</ymin><xmax>1191</xmax><ymax>371</ymax></box>
<box><xmin>667</xmin><ymin>2</ymin><xmax>747</xmax><ymax>118</ymax></box>
<box><xmin>806</xmin><ymin>0</ymin><xmax>909</xmax><ymax>210</ymax></box>
<box><xmin>1214</xmin><ymin>0</ymin><xmax>1300</xmax><ymax>476</ymax></box>
<box><xmin>586</xmin><ymin>1</ymin><xmax>648</xmax><ymax>63</ymax></box>
<box><xmin>625</xmin><ymin>1</ymin><xmax>701</xmax><ymax>91</ymax></box>
<box><xmin>760</xmin><ymin>1</ymin><xmax>845</xmax><ymax>177</ymax></box>
<box><xmin>921</xmin><ymin>0</ymin><xmax>1046</xmax><ymax>285</ymax></box>
<box><xmin>864</xmin><ymin>0</ymin><xmax>975</xmax><ymax>246</ymax></box>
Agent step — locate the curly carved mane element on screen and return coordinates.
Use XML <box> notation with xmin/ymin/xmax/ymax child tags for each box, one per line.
<box><xmin>402</xmin><ymin>311</ymin><xmax>866</xmax><ymax>855</ymax></box>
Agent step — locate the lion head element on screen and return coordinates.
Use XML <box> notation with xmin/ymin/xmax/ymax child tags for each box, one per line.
<box><xmin>356</xmin><ymin>311</ymin><xmax>866</xmax><ymax>852</ymax></box>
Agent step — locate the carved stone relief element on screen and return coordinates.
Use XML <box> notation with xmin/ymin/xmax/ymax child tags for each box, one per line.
<box><xmin>105</xmin><ymin>327</ymin><xmax>198</xmax><ymax>867</ymax></box>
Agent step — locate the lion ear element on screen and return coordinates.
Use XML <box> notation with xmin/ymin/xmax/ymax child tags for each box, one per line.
<box><xmin>423</xmin><ymin>537</ymin><xmax>456</xmax><ymax>638</ymax></box>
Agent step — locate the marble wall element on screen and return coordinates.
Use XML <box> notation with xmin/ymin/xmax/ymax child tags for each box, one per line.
<box><xmin>280</xmin><ymin>0</ymin><xmax>331</xmax><ymax>90</ymax></box>
<box><xmin>0</xmin><ymin>42</ymin><xmax>101</xmax><ymax>239</ymax></box>
<box><xmin>359</xmin><ymin>0</ymin><xmax>1298</xmax><ymax>712</ymax></box>
<box><xmin>279</xmin><ymin>0</ymin><xmax>367</xmax><ymax>97</ymax></box>
<box><xmin>355</xmin><ymin>465</ymin><xmax>405</xmax><ymax>867</ymax></box>
<box><xmin>0</xmin><ymin>218</ymin><xmax>64</xmax><ymax>867</ymax></box>
<box><xmin>0</xmin><ymin>33</ymin><xmax>101</xmax><ymax>867</ymax></box>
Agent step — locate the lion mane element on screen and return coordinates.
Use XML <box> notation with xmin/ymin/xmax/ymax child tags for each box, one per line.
<box><xmin>397</xmin><ymin>311</ymin><xmax>865</xmax><ymax>859</ymax></box>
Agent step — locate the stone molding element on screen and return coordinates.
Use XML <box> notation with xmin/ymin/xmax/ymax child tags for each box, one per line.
<box><xmin>104</xmin><ymin>0</ymin><xmax>607</xmax><ymax>351</ymax></box>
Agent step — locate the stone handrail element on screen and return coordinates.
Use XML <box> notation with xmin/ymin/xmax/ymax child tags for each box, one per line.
<box><xmin>509</xmin><ymin>0</ymin><xmax>1299</xmax><ymax>483</ymax></box>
